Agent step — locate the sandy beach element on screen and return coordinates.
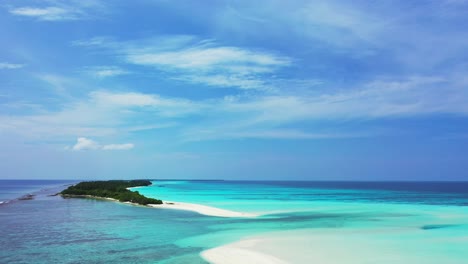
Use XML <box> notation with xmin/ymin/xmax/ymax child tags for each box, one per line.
<box><xmin>66</xmin><ymin>192</ymin><xmax>257</xmax><ymax>218</ymax></box>
<box><xmin>148</xmin><ymin>201</ymin><xmax>258</xmax><ymax>218</ymax></box>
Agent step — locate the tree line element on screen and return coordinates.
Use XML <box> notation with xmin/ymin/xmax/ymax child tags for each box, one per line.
<box><xmin>61</xmin><ymin>180</ymin><xmax>163</xmax><ymax>205</ymax></box>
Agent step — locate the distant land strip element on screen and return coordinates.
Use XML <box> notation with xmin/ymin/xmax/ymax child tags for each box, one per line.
<box><xmin>60</xmin><ymin>180</ymin><xmax>163</xmax><ymax>205</ymax></box>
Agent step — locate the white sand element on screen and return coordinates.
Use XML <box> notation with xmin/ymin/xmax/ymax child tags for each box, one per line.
<box><xmin>200</xmin><ymin>228</ymin><xmax>466</xmax><ymax>264</ymax></box>
<box><xmin>200</xmin><ymin>229</ymin><xmax>381</xmax><ymax>264</ymax></box>
<box><xmin>148</xmin><ymin>201</ymin><xmax>258</xmax><ymax>218</ymax></box>
<box><xmin>201</xmin><ymin>240</ymin><xmax>287</xmax><ymax>264</ymax></box>
<box><xmin>129</xmin><ymin>185</ymin><xmax>257</xmax><ymax>217</ymax></box>
<box><xmin>74</xmin><ymin>193</ymin><xmax>256</xmax><ymax>218</ymax></box>
<box><xmin>201</xmin><ymin>229</ymin><xmax>364</xmax><ymax>264</ymax></box>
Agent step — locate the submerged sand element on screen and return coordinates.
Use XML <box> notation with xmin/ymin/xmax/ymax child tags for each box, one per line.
<box><xmin>201</xmin><ymin>227</ymin><xmax>468</xmax><ymax>264</ymax></box>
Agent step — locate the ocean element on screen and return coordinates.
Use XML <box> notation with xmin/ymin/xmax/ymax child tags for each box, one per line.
<box><xmin>0</xmin><ymin>180</ymin><xmax>76</xmax><ymax>205</ymax></box>
<box><xmin>1</xmin><ymin>180</ymin><xmax>468</xmax><ymax>263</ymax></box>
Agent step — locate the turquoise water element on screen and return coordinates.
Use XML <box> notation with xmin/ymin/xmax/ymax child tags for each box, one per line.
<box><xmin>1</xmin><ymin>180</ymin><xmax>468</xmax><ymax>263</ymax></box>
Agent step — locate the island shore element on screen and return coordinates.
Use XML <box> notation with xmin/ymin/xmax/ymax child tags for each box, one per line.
<box><xmin>63</xmin><ymin>194</ymin><xmax>257</xmax><ymax>218</ymax></box>
<box><xmin>148</xmin><ymin>201</ymin><xmax>258</xmax><ymax>218</ymax></box>
<box><xmin>61</xmin><ymin>194</ymin><xmax>129</xmax><ymax>204</ymax></box>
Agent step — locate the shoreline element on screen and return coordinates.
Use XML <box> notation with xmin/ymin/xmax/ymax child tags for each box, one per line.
<box><xmin>149</xmin><ymin>201</ymin><xmax>258</xmax><ymax>218</ymax></box>
<box><xmin>130</xmin><ymin>185</ymin><xmax>258</xmax><ymax>217</ymax></box>
<box><xmin>61</xmin><ymin>194</ymin><xmax>257</xmax><ymax>218</ymax></box>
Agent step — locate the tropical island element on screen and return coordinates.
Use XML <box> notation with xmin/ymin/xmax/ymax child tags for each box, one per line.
<box><xmin>60</xmin><ymin>179</ymin><xmax>257</xmax><ymax>218</ymax></box>
<box><xmin>60</xmin><ymin>180</ymin><xmax>163</xmax><ymax>205</ymax></box>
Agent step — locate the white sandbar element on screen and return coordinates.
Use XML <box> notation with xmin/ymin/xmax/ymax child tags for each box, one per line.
<box><xmin>200</xmin><ymin>228</ymin><xmax>467</xmax><ymax>264</ymax></box>
<box><xmin>148</xmin><ymin>201</ymin><xmax>258</xmax><ymax>218</ymax></box>
<box><xmin>201</xmin><ymin>241</ymin><xmax>287</xmax><ymax>264</ymax></box>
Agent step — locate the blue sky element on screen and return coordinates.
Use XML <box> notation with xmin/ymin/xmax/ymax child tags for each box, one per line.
<box><xmin>1</xmin><ymin>0</ymin><xmax>468</xmax><ymax>180</ymax></box>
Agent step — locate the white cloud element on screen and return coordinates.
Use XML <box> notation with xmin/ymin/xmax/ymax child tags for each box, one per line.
<box><xmin>125</xmin><ymin>43</ymin><xmax>290</xmax><ymax>91</ymax></box>
<box><xmin>218</xmin><ymin>76</ymin><xmax>461</xmax><ymax>122</ymax></box>
<box><xmin>71</xmin><ymin>137</ymin><xmax>134</xmax><ymax>151</ymax></box>
<box><xmin>0</xmin><ymin>62</ymin><xmax>24</xmax><ymax>69</ymax></box>
<box><xmin>8</xmin><ymin>1</ymin><xmax>106</xmax><ymax>21</ymax></box>
<box><xmin>216</xmin><ymin>1</ymin><xmax>468</xmax><ymax>71</ymax></box>
<box><xmin>212</xmin><ymin>1</ymin><xmax>383</xmax><ymax>53</ymax></box>
<box><xmin>72</xmin><ymin>137</ymin><xmax>99</xmax><ymax>150</ymax></box>
<box><xmin>90</xmin><ymin>91</ymin><xmax>159</xmax><ymax>107</ymax></box>
<box><xmin>178</xmin><ymin>74</ymin><xmax>468</xmax><ymax>141</ymax></box>
<box><xmin>2</xmin><ymin>74</ymin><xmax>468</xmax><ymax>143</ymax></box>
<box><xmin>74</xmin><ymin>36</ymin><xmax>291</xmax><ymax>90</ymax></box>
<box><xmin>89</xmin><ymin>91</ymin><xmax>200</xmax><ymax>116</ymax></box>
<box><xmin>72</xmin><ymin>36</ymin><xmax>113</xmax><ymax>47</ymax></box>
<box><xmin>10</xmin><ymin>7</ymin><xmax>79</xmax><ymax>21</ymax></box>
<box><xmin>127</xmin><ymin>46</ymin><xmax>290</xmax><ymax>70</ymax></box>
<box><xmin>173</xmin><ymin>74</ymin><xmax>267</xmax><ymax>90</ymax></box>
<box><xmin>85</xmin><ymin>66</ymin><xmax>129</xmax><ymax>78</ymax></box>
<box><xmin>0</xmin><ymin>90</ymin><xmax>198</xmax><ymax>141</ymax></box>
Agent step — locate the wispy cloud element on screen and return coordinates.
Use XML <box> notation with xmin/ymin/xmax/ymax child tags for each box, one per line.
<box><xmin>212</xmin><ymin>1</ymin><xmax>384</xmax><ymax>54</ymax></box>
<box><xmin>72</xmin><ymin>36</ymin><xmax>114</xmax><ymax>47</ymax></box>
<box><xmin>179</xmin><ymin>74</ymin><xmax>468</xmax><ymax>141</ymax></box>
<box><xmin>218</xmin><ymin>76</ymin><xmax>463</xmax><ymax>122</ymax></box>
<box><xmin>101</xmin><ymin>143</ymin><xmax>134</xmax><ymax>150</ymax></box>
<box><xmin>85</xmin><ymin>66</ymin><xmax>129</xmax><ymax>78</ymax></box>
<box><xmin>71</xmin><ymin>137</ymin><xmax>134</xmax><ymax>151</ymax></box>
<box><xmin>184</xmin><ymin>129</ymin><xmax>368</xmax><ymax>141</ymax></box>
<box><xmin>126</xmin><ymin>44</ymin><xmax>290</xmax><ymax>70</ymax></box>
<box><xmin>36</xmin><ymin>73</ymin><xmax>78</xmax><ymax>98</ymax></box>
<box><xmin>133</xmin><ymin>74</ymin><xmax>468</xmax><ymax>140</ymax></box>
<box><xmin>74</xmin><ymin>36</ymin><xmax>291</xmax><ymax>90</ymax></box>
<box><xmin>9</xmin><ymin>7</ymin><xmax>75</xmax><ymax>21</ymax></box>
<box><xmin>299</xmin><ymin>1</ymin><xmax>384</xmax><ymax>47</ymax></box>
<box><xmin>173</xmin><ymin>74</ymin><xmax>266</xmax><ymax>90</ymax></box>
<box><xmin>8</xmin><ymin>1</ymin><xmax>106</xmax><ymax>21</ymax></box>
<box><xmin>0</xmin><ymin>62</ymin><xmax>24</xmax><ymax>69</ymax></box>
<box><xmin>89</xmin><ymin>91</ymin><xmax>200</xmax><ymax>116</ymax></box>
<box><xmin>0</xmin><ymin>90</ymin><xmax>199</xmax><ymax>141</ymax></box>
<box><xmin>1</xmin><ymin>74</ymin><xmax>467</xmax><ymax>143</ymax></box>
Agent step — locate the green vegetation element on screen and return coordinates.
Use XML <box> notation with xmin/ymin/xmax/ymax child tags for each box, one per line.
<box><xmin>61</xmin><ymin>180</ymin><xmax>163</xmax><ymax>205</ymax></box>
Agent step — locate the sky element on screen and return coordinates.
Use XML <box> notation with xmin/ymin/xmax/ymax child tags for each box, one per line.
<box><xmin>1</xmin><ymin>0</ymin><xmax>468</xmax><ymax>180</ymax></box>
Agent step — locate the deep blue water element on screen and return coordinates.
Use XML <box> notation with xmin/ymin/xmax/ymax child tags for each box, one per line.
<box><xmin>249</xmin><ymin>180</ymin><xmax>468</xmax><ymax>193</ymax></box>
<box><xmin>0</xmin><ymin>180</ymin><xmax>76</xmax><ymax>204</ymax></box>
